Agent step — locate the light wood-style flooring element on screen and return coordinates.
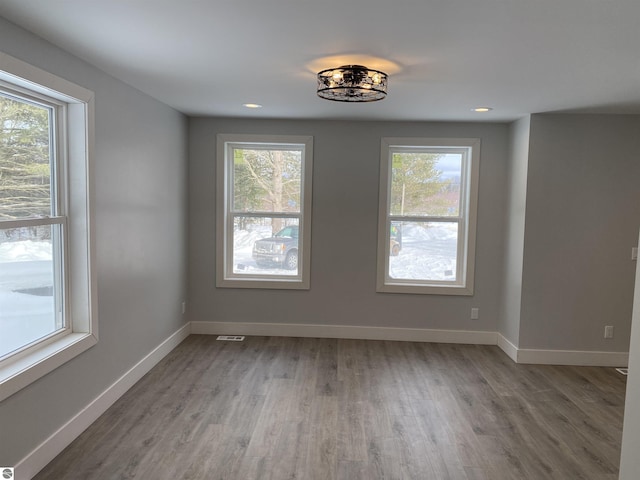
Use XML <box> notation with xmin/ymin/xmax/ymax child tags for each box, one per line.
<box><xmin>35</xmin><ymin>335</ymin><xmax>627</xmax><ymax>479</ymax></box>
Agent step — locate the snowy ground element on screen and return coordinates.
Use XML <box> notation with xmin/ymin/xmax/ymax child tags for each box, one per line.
<box><xmin>231</xmin><ymin>223</ymin><xmax>458</xmax><ymax>280</ymax></box>
<box><xmin>1</xmin><ymin>223</ymin><xmax>457</xmax><ymax>357</ymax></box>
<box><xmin>0</xmin><ymin>240</ymin><xmax>57</xmax><ymax>358</ymax></box>
<box><xmin>389</xmin><ymin>223</ymin><xmax>458</xmax><ymax>280</ymax></box>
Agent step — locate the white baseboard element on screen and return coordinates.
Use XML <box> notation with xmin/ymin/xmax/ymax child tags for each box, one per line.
<box><xmin>496</xmin><ymin>333</ymin><xmax>628</xmax><ymax>367</ymax></box>
<box><xmin>191</xmin><ymin>321</ymin><xmax>498</xmax><ymax>345</ymax></box>
<box><xmin>15</xmin><ymin>323</ymin><xmax>191</xmax><ymax>480</ymax></box>
<box><xmin>497</xmin><ymin>333</ymin><xmax>519</xmax><ymax>362</ymax></box>
<box><xmin>515</xmin><ymin>348</ymin><xmax>628</xmax><ymax>367</ymax></box>
<box><xmin>195</xmin><ymin>321</ymin><xmax>629</xmax><ymax>367</ymax></box>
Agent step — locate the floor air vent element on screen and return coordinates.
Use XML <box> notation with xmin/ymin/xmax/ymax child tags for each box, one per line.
<box><xmin>216</xmin><ymin>335</ymin><xmax>245</xmax><ymax>341</ymax></box>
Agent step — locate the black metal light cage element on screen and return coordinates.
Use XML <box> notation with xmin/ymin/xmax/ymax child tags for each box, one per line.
<box><xmin>317</xmin><ymin>65</ymin><xmax>388</xmax><ymax>102</ymax></box>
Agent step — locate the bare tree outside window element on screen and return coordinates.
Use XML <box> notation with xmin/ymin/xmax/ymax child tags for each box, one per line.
<box><xmin>233</xmin><ymin>148</ymin><xmax>301</xmax><ymax>234</ymax></box>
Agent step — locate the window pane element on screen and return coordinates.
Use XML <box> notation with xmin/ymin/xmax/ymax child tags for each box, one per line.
<box><xmin>0</xmin><ymin>225</ymin><xmax>62</xmax><ymax>359</ymax></box>
<box><xmin>233</xmin><ymin>216</ymin><xmax>300</xmax><ymax>276</ymax></box>
<box><xmin>388</xmin><ymin>221</ymin><xmax>458</xmax><ymax>281</ymax></box>
<box><xmin>390</xmin><ymin>153</ymin><xmax>462</xmax><ymax>217</ymax></box>
<box><xmin>232</xmin><ymin>147</ymin><xmax>302</xmax><ymax>213</ymax></box>
<box><xmin>0</xmin><ymin>93</ymin><xmax>53</xmax><ymax>219</ymax></box>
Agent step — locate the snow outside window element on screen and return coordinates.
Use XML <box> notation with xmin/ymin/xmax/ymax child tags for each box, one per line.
<box><xmin>0</xmin><ymin>52</ymin><xmax>96</xmax><ymax>402</ymax></box>
<box><xmin>216</xmin><ymin>134</ymin><xmax>313</xmax><ymax>289</ymax></box>
<box><xmin>377</xmin><ymin>138</ymin><xmax>480</xmax><ymax>295</ymax></box>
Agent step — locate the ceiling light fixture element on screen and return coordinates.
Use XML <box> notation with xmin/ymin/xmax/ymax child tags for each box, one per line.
<box><xmin>473</xmin><ymin>107</ymin><xmax>493</xmax><ymax>112</ymax></box>
<box><xmin>243</xmin><ymin>103</ymin><xmax>262</xmax><ymax>109</ymax></box>
<box><xmin>317</xmin><ymin>65</ymin><xmax>388</xmax><ymax>102</ymax></box>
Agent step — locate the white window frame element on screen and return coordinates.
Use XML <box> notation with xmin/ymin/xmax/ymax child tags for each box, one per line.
<box><xmin>216</xmin><ymin>134</ymin><xmax>313</xmax><ymax>289</ymax></box>
<box><xmin>0</xmin><ymin>52</ymin><xmax>97</xmax><ymax>402</ymax></box>
<box><xmin>377</xmin><ymin>137</ymin><xmax>480</xmax><ymax>295</ymax></box>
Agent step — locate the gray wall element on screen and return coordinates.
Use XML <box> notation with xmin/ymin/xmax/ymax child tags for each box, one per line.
<box><xmin>499</xmin><ymin>116</ymin><xmax>531</xmax><ymax>345</ymax></box>
<box><xmin>189</xmin><ymin>117</ymin><xmax>509</xmax><ymax>331</ymax></box>
<box><xmin>0</xmin><ymin>18</ymin><xmax>188</xmax><ymax>464</ymax></box>
<box><xmin>190</xmin><ymin>114</ymin><xmax>640</xmax><ymax>355</ymax></box>
<box><xmin>619</xmin><ymin>230</ymin><xmax>640</xmax><ymax>479</ymax></box>
<box><xmin>519</xmin><ymin>114</ymin><xmax>640</xmax><ymax>351</ymax></box>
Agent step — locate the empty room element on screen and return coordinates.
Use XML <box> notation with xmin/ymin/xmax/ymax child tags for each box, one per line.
<box><xmin>1</xmin><ymin>1</ymin><xmax>640</xmax><ymax>479</ymax></box>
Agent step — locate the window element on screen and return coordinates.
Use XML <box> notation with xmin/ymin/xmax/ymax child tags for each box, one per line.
<box><xmin>0</xmin><ymin>87</ymin><xmax>66</xmax><ymax>357</ymax></box>
<box><xmin>377</xmin><ymin>137</ymin><xmax>480</xmax><ymax>295</ymax></box>
<box><xmin>216</xmin><ymin>134</ymin><xmax>313</xmax><ymax>289</ymax></box>
<box><xmin>0</xmin><ymin>52</ymin><xmax>96</xmax><ymax>401</ymax></box>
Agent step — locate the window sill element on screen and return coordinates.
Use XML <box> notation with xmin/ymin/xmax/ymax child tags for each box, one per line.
<box><xmin>0</xmin><ymin>332</ymin><xmax>97</xmax><ymax>402</ymax></box>
<box><xmin>377</xmin><ymin>282</ymin><xmax>474</xmax><ymax>296</ymax></box>
<box><xmin>217</xmin><ymin>277</ymin><xmax>310</xmax><ymax>290</ymax></box>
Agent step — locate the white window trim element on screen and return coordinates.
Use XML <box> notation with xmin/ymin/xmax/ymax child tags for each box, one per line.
<box><xmin>376</xmin><ymin>137</ymin><xmax>480</xmax><ymax>295</ymax></box>
<box><xmin>216</xmin><ymin>134</ymin><xmax>313</xmax><ymax>289</ymax></box>
<box><xmin>0</xmin><ymin>52</ymin><xmax>97</xmax><ymax>402</ymax></box>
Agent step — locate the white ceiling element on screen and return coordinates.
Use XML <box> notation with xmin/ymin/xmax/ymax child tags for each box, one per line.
<box><xmin>2</xmin><ymin>0</ymin><xmax>640</xmax><ymax>122</ymax></box>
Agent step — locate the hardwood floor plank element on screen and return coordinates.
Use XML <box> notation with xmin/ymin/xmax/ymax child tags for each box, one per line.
<box><xmin>245</xmin><ymin>378</ymin><xmax>295</xmax><ymax>458</ymax></box>
<box><xmin>233</xmin><ymin>455</ymin><xmax>271</xmax><ymax>480</ymax></box>
<box><xmin>337</xmin><ymin>398</ymin><xmax>368</xmax><ymax>461</ymax></box>
<box><xmin>268</xmin><ymin>420</ymin><xmax>308</xmax><ymax>480</ymax></box>
<box><xmin>391</xmin><ymin>414</ymin><xmax>439</xmax><ymax>479</ymax></box>
<box><xmin>305</xmin><ymin>394</ymin><xmax>338</xmax><ymax>480</ymax></box>
<box><xmin>366</xmin><ymin>436</ymin><xmax>404</xmax><ymax>480</ymax></box>
<box><xmin>464</xmin><ymin>466</ymin><xmax>489</xmax><ymax>480</ymax></box>
<box><xmin>337</xmin><ymin>460</ymin><xmax>375</xmax><ymax>480</ymax></box>
<box><xmin>315</xmin><ymin>339</ymin><xmax>339</xmax><ymax>397</ymax></box>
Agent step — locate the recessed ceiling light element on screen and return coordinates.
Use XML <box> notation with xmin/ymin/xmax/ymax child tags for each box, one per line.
<box><xmin>472</xmin><ymin>107</ymin><xmax>493</xmax><ymax>112</ymax></box>
<box><xmin>243</xmin><ymin>103</ymin><xmax>262</xmax><ymax>109</ymax></box>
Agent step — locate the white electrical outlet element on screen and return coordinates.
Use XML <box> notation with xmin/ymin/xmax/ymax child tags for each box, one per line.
<box><xmin>181</xmin><ymin>301</ymin><xmax>186</xmax><ymax>314</ymax></box>
<box><xmin>471</xmin><ymin>308</ymin><xmax>479</xmax><ymax>320</ymax></box>
<box><xmin>604</xmin><ymin>325</ymin><xmax>614</xmax><ymax>339</ymax></box>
